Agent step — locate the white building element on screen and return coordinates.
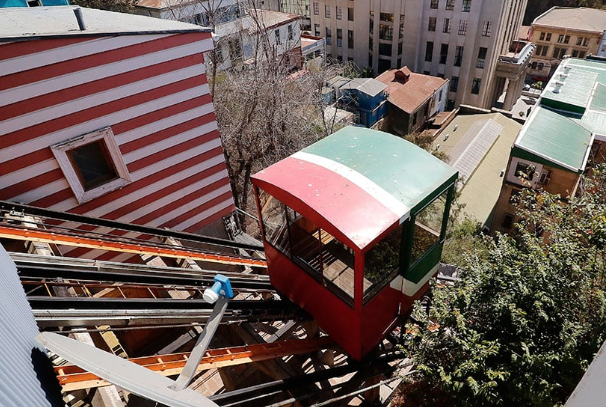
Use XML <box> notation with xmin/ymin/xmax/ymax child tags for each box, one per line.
<box><xmin>136</xmin><ymin>0</ymin><xmax>302</xmax><ymax>71</ymax></box>
<box><xmin>310</xmin><ymin>0</ymin><xmax>530</xmax><ymax>110</ymax></box>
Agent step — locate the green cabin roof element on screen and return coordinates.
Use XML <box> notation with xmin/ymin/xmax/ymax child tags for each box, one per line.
<box><xmin>302</xmin><ymin>126</ymin><xmax>458</xmax><ymax>213</ymax></box>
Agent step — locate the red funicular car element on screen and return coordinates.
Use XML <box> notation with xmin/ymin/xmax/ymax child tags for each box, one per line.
<box><xmin>252</xmin><ymin>127</ymin><xmax>458</xmax><ymax>360</ymax></box>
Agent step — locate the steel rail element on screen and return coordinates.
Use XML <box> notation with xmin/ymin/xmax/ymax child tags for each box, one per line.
<box><xmin>54</xmin><ymin>336</ymin><xmax>335</xmax><ymax>392</ymax></box>
<box><xmin>0</xmin><ymin>224</ymin><xmax>267</xmax><ymax>267</ymax></box>
<box><xmin>16</xmin><ymin>264</ymin><xmax>272</xmax><ymax>290</ymax></box>
<box><xmin>0</xmin><ymin>200</ymin><xmax>264</xmax><ymax>252</ymax></box>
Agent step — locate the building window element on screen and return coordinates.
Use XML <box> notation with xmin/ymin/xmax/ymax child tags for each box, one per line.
<box><xmin>476</xmin><ymin>47</ymin><xmax>487</xmax><ymax>68</ymax></box>
<box><xmin>326</xmin><ymin>28</ymin><xmax>332</xmax><ymax>45</ymax></box>
<box><xmin>471</xmin><ymin>77</ymin><xmax>480</xmax><ymax>94</ymax></box>
<box><xmin>228</xmin><ymin>37</ymin><xmax>242</xmax><ymax>59</ymax></box>
<box><xmin>535</xmin><ymin>44</ymin><xmax>548</xmax><ymax>56</ymax></box>
<box><xmin>213</xmin><ymin>44</ymin><xmax>224</xmax><ymax>64</ymax></box>
<box><xmin>515</xmin><ymin>162</ymin><xmax>535</xmax><ymax>181</ymax></box>
<box><xmin>348</xmin><ymin>30</ymin><xmax>354</xmax><ymax>49</ymax></box>
<box><xmin>379</xmin><ymin>42</ymin><xmax>392</xmax><ymax>56</ymax></box>
<box><xmin>461</xmin><ymin>0</ymin><xmax>471</xmax><ymax>12</ymax></box>
<box><xmin>557</xmin><ymin>34</ymin><xmax>569</xmax><ymax>44</ymax></box>
<box><xmin>502</xmin><ymin>213</ymin><xmax>514</xmax><ymax>229</ymax></box>
<box><xmin>325</xmin><ymin>5</ymin><xmax>330</xmax><ymax>18</ymax></box>
<box><xmin>458</xmin><ymin>19</ymin><xmax>467</xmax><ymax>35</ymax></box>
<box><xmin>398</xmin><ymin>41</ymin><xmax>403</xmax><ymax>54</ymax></box>
<box><xmin>379</xmin><ymin>24</ymin><xmax>393</xmax><ymax>40</ymax></box>
<box><xmin>274</xmin><ymin>29</ymin><xmax>281</xmax><ymax>45</ymax></box>
<box><xmin>369</xmin><ymin>18</ymin><xmax>374</xmax><ymax>34</ymax></box>
<box><xmin>336</xmin><ymin>6</ymin><xmax>342</xmax><ymax>19</ymax></box>
<box><xmin>313</xmin><ymin>2</ymin><xmax>319</xmax><ymax>15</ymax></box>
<box><xmin>576</xmin><ymin>37</ymin><xmax>584</xmax><ymax>46</ymax></box>
<box><xmin>430</xmin><ymin>0</ymin><xmax>438</xmax><ymax>9</ymax></box>
<box><xmin>583</xmin><ymin>37</ymin><xmax>589</xmax><ymax>46</ymax></box>
<box><xmin>348</xmin><ymin>7</ymin><xmax>354</xmax><ymax>21</ymax></box>
<box><xmin>446</xmin><ymin>0</ymin><xmax>455</xmax><ymax>10</ymax></box>
<box><xmin>51</xmin><ymin>127</ymin><xmax>130</xmax><ymax>204</ymax></box>
<box><xmin>314</xmin><ymin>23</ymin><xmax>320</xmax><ymax>36</ymax></box>
<box><xmin>553</xmin><ymin>46</ymin><xmax>566</xmax><ymax>59</ymax></box>
<box><xmin>450</xmin><ymin>76</ymin><xmax>459</xmax><ymax>92</ymax></box>
<box><xmin>399</xmin><ymin>22</ymin><xmax>405</xmax><ymax>38</ymax></box>
<box><xmin>482</xmin><ymin>20</ymin><xmax>491</xmax><ymax>36</ymax></box>
<box><xmin>380</xmin><ymin>12</ymin><xmax>394</xmax><ymax>22</ymax></box>
<box><xmin>287</xmin><ymin>24</ymin><xmax>293</xmax><ymax>40</ymax></box>
<box><xmin>454</xmin><ymin>45</ymin><xmax>463</xmax><ymax>66</ymax></box>
<box><xmin>428</xmin><ymin>16</ymin><xmax>436</xmax><ymax>31</ymax></box>
<box><xmin>539</xmin><ymin>32</ymin><xmax>545</xmax><ymax>41</ymax></box>
<box><xmin>545</xmin><ymin>33</ymin><xmax>552</xmax><ymax>41</ymax></box>
<box><xmin>337</xmin><ymin>28</ymin><xmax>343</xmax><ymax>47</ymax></box>
<box><xmin>369</xmin><ymin>36</ymin><xmax>373</xmax><ymax>50</ymax></box>
<box><xmin>440</xmin><ymin>43</ymin><xmax>449</xmax><ymax>64</ymax></box>
<box><xmin>443</xmin><ymin>18</ymin><xmax>451</xmax><ymax>33</ymax></box>
<box><xmin>425</xmin><ymin>41</ymin><xmax>434</xmax><ymax>62</ymax></box>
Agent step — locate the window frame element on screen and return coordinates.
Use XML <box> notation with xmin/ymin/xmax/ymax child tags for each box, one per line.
<box><xmin>51</xmin><ymin>127</ymin><xmax>131</xmax><ymax>204</ymax></box>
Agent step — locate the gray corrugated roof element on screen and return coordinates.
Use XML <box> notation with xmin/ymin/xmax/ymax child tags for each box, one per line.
<box><xmin>0</xmin><ymin>6</ymin><xmax>208</xmax><ymax>39</ymax></box>
<box><xmin>0</xmin><ymin>244</ymin><xmax>64</xmax><ymax>406</ymax></box>
<box><xmin>340</xmin><ymin>78</ymin><xmax>387</xmax><ymax>97</ymax></box>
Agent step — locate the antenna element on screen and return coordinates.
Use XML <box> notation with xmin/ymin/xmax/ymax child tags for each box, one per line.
<box><xmin>37</xmin><ymin>275</ymin><xmax>234</xmax><ymax>407</ymax></box>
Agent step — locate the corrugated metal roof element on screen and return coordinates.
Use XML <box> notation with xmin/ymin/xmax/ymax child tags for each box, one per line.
<box><xmin>0</xmin><ymin>6</ymin><xmax>208</xmax><ymax>39</ymax></box>
<box><xmin>0</xmin><ymin>244</ymin><xmax>64</xmax><ymax>406</ymax></box>
<box><xmin>541</xmin><ymin>64</ymin><xmax>596</xmax><ymax>112</ymax></box>
<box><xmin>375</xmin><ymin>67</ymin><xmax>447</xmax><ymax>114</ymax></box>
<box><xmin>515</xmin><ymin>106</ymin><xmax>592</xmax><ymax>171</ymax></box>
<box><xmin>339</xmin><ymin>78</ymin><xmax>387</xmax><ymax>97</ymax></box>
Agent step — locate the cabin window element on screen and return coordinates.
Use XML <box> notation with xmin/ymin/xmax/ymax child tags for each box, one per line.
<box><xmin>410</xmin><ymin>189</ymin><xmax>449</xmax><ymax>265</ymax></box>
<box><xmin>363</xmin><ymin>224</ymin><xmax>403</xmax><ymax>301</ymax></box>
<box><xmin>257</xmin><ymin>188</ymin><xmax>355</xmax><ymax>305</ymax></box>
<box><xmin>258</xmin><ymin>189</ymin><xmax>291</xmax><ymax>256</ymax></box>
<box><xmin>50</xmin><ymin>127</ymin><xmax>130</xmax><ymax>204</ymax></box>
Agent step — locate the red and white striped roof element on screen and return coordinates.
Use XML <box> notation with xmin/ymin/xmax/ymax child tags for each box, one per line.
<box><xmin>0</xmin><ymin>7</ymin><xmax>235</xmax><ymax>262</ymax></box>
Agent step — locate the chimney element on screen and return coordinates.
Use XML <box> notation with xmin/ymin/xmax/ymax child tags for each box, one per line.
<box><xmin>74</xmin><ymin>8</ymin><xmax>86</xmax><ymax>31</ymax></box>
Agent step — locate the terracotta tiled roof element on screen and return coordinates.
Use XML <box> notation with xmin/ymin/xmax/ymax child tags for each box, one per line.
<box><xmin>375</xmin><ymin>67</ymin><xmax>447</xmax><ymax>114</ymax></box>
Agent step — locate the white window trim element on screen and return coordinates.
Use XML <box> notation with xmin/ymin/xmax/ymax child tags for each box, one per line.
<box><xmin>50</xmin><ymin>127</ymin><xmax>131</xmax><ymax>204</ymax></box>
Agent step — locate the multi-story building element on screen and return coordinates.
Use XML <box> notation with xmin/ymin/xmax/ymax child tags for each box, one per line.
<box><xmin>136</xmin><ymin>0</ymin><xmax>302</xmax><ymax>72</ymax></box>
<box><xmin>528</xmin><ymin>7</ymin><xmax>606</xmax><ymax>80</ymax></box>
<box><xmin>492</xmin><ymin>57</ymin><xmax>606</xmax><ymax>235</ymax></box>
<box><xmin>311</xmin><ymin>0</ymin><xmax>530</xmax><ymax>110</ymax></box>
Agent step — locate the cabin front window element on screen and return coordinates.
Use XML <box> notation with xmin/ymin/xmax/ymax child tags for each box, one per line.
<box><xmin>363</xmin><ymin>224</ymin><xmax>403</xmax><ymax>301</ymax></box>
<box><xmin>258</xmin><ymin>189</ymin><xmax>291</xmax><ymax>256</ymax></box>
<box><xmin>257</xmin><ymin>187</ymin><xmax>355</xmax><ymax>305</ymax></box>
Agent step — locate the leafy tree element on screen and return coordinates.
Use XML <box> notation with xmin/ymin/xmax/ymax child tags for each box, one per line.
<box><xmin>401</xmin><ymin>167</ymin><xmax>606</xmax><ymax>406</ymax></box>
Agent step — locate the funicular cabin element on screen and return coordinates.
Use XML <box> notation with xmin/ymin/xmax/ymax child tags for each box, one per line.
<box><xmin>252</xmin><ymin>127</ymin><xmax>458</xmax><ymax>360</ymax></box>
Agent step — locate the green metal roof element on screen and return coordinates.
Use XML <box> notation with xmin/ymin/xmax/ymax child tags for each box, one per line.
<box><xmin>515</xmin><ymin>106</ymin><xmax>592</xmax><ymax>172</ymax></box>
<box><xmin>516</xmin><ymin>58</ymin><xmax>606</xmax><ymax>172</ymax></box>
<box><xmin>302</xmin><ymin>126</ymin><xmax>458</xmax><ymax>212</ymax></box>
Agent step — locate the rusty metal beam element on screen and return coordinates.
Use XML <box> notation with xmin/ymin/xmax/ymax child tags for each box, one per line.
<box><xmin>0</xmin><ymin>225</ymin><xmax>266</xmax><ymax>268</ymax></box>
<box><xmin>55</xmin><ymin>336</ymin><xmax>335</xmax><ymax>392</ymax></box>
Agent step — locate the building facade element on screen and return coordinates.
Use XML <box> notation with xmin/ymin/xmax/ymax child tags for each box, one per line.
<box><xmin>492</xmin><ymin>57</ymin><xmax>606</xmax><ymax>235</ymax></box>
<box><xmin>528</xmin><ymin>7</ymin><xmax>606</xmax><ymax>80</ymax></box>
<box><xmin>310</xmin><ymin>0</ymin><xmax>528</xmax><ymax>109</ymax></box>
<box><xmin>0</xmin><ymin>7</ymin><xmax>235</xmax><ymax>261</ymax></box>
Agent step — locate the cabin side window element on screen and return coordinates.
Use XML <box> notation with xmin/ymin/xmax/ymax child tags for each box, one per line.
<box><xmin>257</xmin><ymin>187</ymin><xmax>355</xmax><ymax>306</ymax></box>
<box><xmin>363</xmin><ymin>224</ymin><xmax>403</xmax><ymax>301</ymax></box>
<box><xmin>410</xmin><ymin>189</ymin><xmax>449</xmax><ymax>265</ymax></box>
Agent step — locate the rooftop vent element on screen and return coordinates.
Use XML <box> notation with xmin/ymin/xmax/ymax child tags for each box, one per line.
<box><xmin>559</xmin><ymin>73</ymin><xmax>569</xmax><ymax>81</ymax></box>
<box><xmin>564</xmin><ymin>66</ymin><xmax>572</xmax><ymax>74</ymax></box>
<box><xmin>553</xmin><ymin>81</ymin><xmax>564</xmax><ymax>93</ymax></box>
<box><xmin>74</xmin><ymin>8</ymin><xmax>86</xmax><ymax>31</ymax></box>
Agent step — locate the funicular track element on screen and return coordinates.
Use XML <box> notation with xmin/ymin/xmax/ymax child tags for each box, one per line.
<box><xmin>1</xmin><ymin>201</ymin><xmax>408</xmax><ymax>406</ymax></box>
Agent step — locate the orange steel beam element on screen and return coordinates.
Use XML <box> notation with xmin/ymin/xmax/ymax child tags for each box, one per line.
<box><xmin>55</xmin><ymin>336</ymin><xmax>335</xmax><ymax>392</ymax></box>
<box><xmin>0</xmin><ymin>225</ymin><xmax>266</xmax><ymax>268</ymax></box>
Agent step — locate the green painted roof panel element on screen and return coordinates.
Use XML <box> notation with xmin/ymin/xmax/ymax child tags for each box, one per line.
<box><xmin>515</xmin><ymin>106</ymin><xmax>592</xmax><ymax>171</ymax></box>
<box><xmin>302</xmin><ymin>126</ymin><xmax>458</xmax><ymax>212</ymax></box>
